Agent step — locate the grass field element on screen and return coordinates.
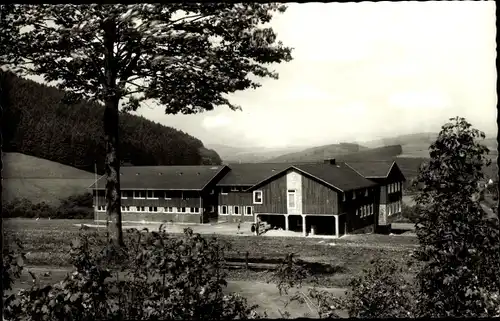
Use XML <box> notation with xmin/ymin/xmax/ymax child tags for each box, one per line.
<box><xmin>4</xmin><ymin>218</ymin><xmax>419</xmax><ymax>318</ymax></box>
<box><xmin>2</xmin><ymin>152</ymin><xmax>95</xmax><ymax>205</ymax></box>
<box><xmin>4</xmin><ymin>218</ymin><xmax>418</xmax><ymax>287</ymax></box>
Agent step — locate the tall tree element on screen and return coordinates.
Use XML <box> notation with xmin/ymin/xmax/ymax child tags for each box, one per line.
<box><xmin>414</xmin><ymin>117</ymin><xmax>500</xmax><ymax>317</ymax></box>
<box><xmin>1</xmin><ymin>4</ymin><xmax>293</xmax><ymax>246</ymax></box>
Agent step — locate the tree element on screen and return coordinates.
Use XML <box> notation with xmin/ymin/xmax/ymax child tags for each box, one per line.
<box><xmin>414</xmin><ymin>116</ymin><xmax>500</xmax><ymax>317</ymax></box>
<box><xmin>1</xmin><ymin>4</ymin><xmax>293</xmax><ymax>246</ymax></box>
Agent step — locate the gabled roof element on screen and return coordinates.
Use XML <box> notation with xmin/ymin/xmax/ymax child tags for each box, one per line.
<box><xmin>247</xmin><ymin>162</ymin><xmax>377</xmax><ymax>192</ymax></box>
<box><xmin>216</xmin><ymin>163</ymin><xmax>291</xmax><ymax>186</ymax></box>
<box><xmin>344</xmin><ymin>160</ymin><xmax>398</xmax><ymax>178</ymax></box>
<box><xmin>293</xmin><ymin>163</ymin><xmax>378</xmax><ymax>192</ymax></box>
<box><xmin>89</xmin><ymin>165</ymin><xmax>228</xmax><ymax>191</ymax></box>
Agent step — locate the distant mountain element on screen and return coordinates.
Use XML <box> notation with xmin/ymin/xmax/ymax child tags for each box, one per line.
<box><xmin>361</xmin><ymin>132</ymin><xmax>497</xmax><ymax>158</ymax></box>
<box><xmin>206</xmin><ymin>144</ymin><xmax>307</xmax><ymax>163</ymax></box>
<box><xmin>265</xmin><ymin>143</ymin><xmax>371</xmax><ymax>163</ymax></box>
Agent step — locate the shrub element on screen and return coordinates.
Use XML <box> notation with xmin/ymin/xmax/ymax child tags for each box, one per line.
<box><xmin>2</xmin><ymin>193</ymin><xmax>94</xmax><ymax>219</ymax></box>
<box><xmin>4</xmin><ymin>227</ymin><xmax>261</xmax><ymax>321</ymax></box>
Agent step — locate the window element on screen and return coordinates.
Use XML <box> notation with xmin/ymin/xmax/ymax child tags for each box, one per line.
<box><xmin>165</xmin><ymin>207</ymin><xmax>173</xmax><ymax>213</ymax></box>
<box><xmin>371</xmin><ymin>204</ymin><xmax>374</xmax><ymax>215</ymax></box>
<box><xmin>210</xmin><ymin>189</ymin><xmax>214</xmax><ymax>195</ymax></box>
<box><xmin>148</xmin><ymin>206</ymin><xmax>158</xmax><ymax>212</ymax></box>
<box><xmin>355</xmin><ymin>208</ymin><xmax>359</xmax><ymax>216</ymax></box>
<box><xmin>245</xmin><ymin>206</ymin><xmax>253</xmax><ymax>216</ymax></box>
<box><xmin>164</xmin><ymin>192</ymin><xmax>172</xmax><ymax>200</ymax></box>
<box><xmin>97</xmin><ymin>205</ymin><xmax>106</xmax><ymax>211</ymax></box>
<box><xmin>287</xmin><ymin>189</ymin><xmax>296</xmax><ymax>209</ymax></box>
<box><xmin>364</xmin><ymin>189</ymin><xmax>368</xmax><ymax>197</ymax></box>
<box><xmin>134</xmin><ymin>191</ymin><xmax>146</xmax><ymax>199</ymax></box>
<box><xmin>180</xmin><ymin>207</ymin><xmax>186</xmax><ymax>213</ymax></box>
<box><xmin>182</xmin><ymin>192</ymin><xmax>189</xmax><ymax>201</ymax></box>
<box><xmin>233</xmin><ymin>206</ymin><xmax>239</xmax><ymax>215</ymax></box>
<box><xmin>147</xmin><ymin>190</ymin><xmax>158</xmax><ymax>199</ymax></box>
<box><xmin>221</xmin><ymin>188</ymin><xmax>228</xmax><ymax>195</ymax></box>
<box><xmin>190</xmin><ymin>207</ymin><xmax>199</xmax><ymax>213</ymax></box>
<box><xmin>352</xmin><ymin>191</ymin><xmax>356</xmax><ymax>200</ymax></box>
<box><xmin>342</xmin><ymin>193</ymin><xmax>346</xmax><ymax>202</ymax></box>
<box><xmin>220</xmin><ymin>205</ymin><xmax>228</xmax><ymax>215</ymax></box>
<box><xmin>137</xmin><ymin>206</ymin><xmax>146</xmax><ymax>212</ymax></box>
<box><xmin>121</xmin><ymin>191</ymin><xmax>132</xmax><ymax>199</ymax></box>
<box><xmin>253</xmin><ymin>191</ymin><xmax>263</xmax><ymax>204</ymax></box>
<box><xmin>121</xmin><ymin>206</ymin><xmax>130</xmax><ymax>212</ymax></box>
<box><xmin>231</xmin><ymin>187</ymin><xmax>239</xmax><ymax>192</ymax></box>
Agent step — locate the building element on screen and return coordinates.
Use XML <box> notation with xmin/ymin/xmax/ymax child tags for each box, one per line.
<box><xmin>89</xmin><ymin>159</ymin><xmax>406</xmax><ymax>237</ymax></box>
<box><xmin>91</xmin><ymin>165</ymin><xmax>230</xmax><ymax>224</ymax></box>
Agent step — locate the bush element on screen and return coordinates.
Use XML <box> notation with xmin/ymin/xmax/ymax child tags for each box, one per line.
<box><xmin>390</xmin><ymin>204</ymin><xmax>420</xmax><ymax>224</ymax></box>
<box><xmin>2</xmin><ymin>193</ymin><xmax>94</xmax><ymax>219</ymax></box>
<box><xmin>4</xmin><ymin>227</ymin><xmax>261</xmax><ymax>321</ymax></box>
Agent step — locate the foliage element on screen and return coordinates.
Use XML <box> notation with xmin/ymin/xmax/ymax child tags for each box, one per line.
<box><xmin>389</xmin><ymin>203</ymin><xmax>421</xmax><ymax>224</ymax></box>
<box><xmin>0</xmin><ymin>72</ymin><xmax>222</xmax><ymax>173</ymax></box>
<box><xmin>2</xmin><ymin>193</ymin><xmax>94</xmax><ymax>219</ymax></box>
<box><xmin>340</xmin><ymin>258</ymin><xmax>417</xmax><ymax>318</ymax></box>
<box><xmin>4</xmin><ymin>227</ymin><xmax>261</xmax><ymax>321</ymax></box>
<box><xmin>414</xmin><ymin>116</ymin><xmax>500</xmax><ymax>318</ymax></box>
<box><xmin>3</xmin><ymin>3</ymin><xmax>292</xmax><ymax>245</ymax></box>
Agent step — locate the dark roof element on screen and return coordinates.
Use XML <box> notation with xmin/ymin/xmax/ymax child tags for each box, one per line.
<box><xmin>217</xmin><ymin>163</ymin><xmax>291</xmax><ymax>186</ymax></box>
<box><xmin>344</xmin><ymin>160</ymin><xmax>396</xmax><ymax>178</ymax></box>
<box><xmin>89</xmin><ymin>165</ymin><xmax>227</xmax><ymax>190</ymax></box>
<box><xmin>293</xmin><ymin>163</ymin><xmax>378</xmax><ymax>192</ymax></box>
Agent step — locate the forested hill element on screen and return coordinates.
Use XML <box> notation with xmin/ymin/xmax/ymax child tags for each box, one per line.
<box><xmin>1</xmin><ymin>72</ymin><xmax>222</xmax><ymax>174</ymax></box>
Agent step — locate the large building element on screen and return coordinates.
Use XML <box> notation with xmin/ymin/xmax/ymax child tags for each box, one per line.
<box><xmin>89</xmin><ymin>159</ymin><xmax>405</xmax><ymax>237</ymax></box>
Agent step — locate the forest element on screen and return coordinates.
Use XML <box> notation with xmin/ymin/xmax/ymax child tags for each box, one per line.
<box><xmin>1</xmin><ymin>71</ymin><xmax>222</xmax><ymax>175</ymax></box>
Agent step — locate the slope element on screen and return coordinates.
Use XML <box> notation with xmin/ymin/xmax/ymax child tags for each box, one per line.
<box><xmin>267</xmin><ymin>143</ymin><xmax>370</xmax><ymax>163</ymax></box>
<box><xmin>2</xmin><ymin>152</ymin><xmax>96</xmax><ymax>206</ymax></box>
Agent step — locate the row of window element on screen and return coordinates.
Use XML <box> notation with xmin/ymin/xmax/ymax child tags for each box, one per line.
<box><xmin>119</xmin><ymin>190</ymin><xmax>201</xmax><ymax>200</ymax></box>
<box><xmin>356</xmin><ymin>204</ymin><xmax>374</xmax><ymax>218</ymax></box>
<box><xmin>342</xmin><ymin>188</ymin><xmax>371</xmax><ymax>202</ymax></box>
<box><xmin>388</xmin><ymin>182</ymin><xmax>402</xmax><ymax>194</ymax></box>
<box><xmin>219</xmin><ymin>205</ymin><xmax>254</xmax><ymax>216</ymax></box>
<box><xmin>96</xmin><ymin>206</ymin><xmax>201</xmax><ymax>214</ymax></box>
<box><xmin>387</xmin><ymin>201</ymin><xmax>402</xmax><ymax>216</ymax></box>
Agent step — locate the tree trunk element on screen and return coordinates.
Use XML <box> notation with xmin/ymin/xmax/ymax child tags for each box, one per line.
<box><xmin>104</xmin><ymin>97</ymin><xmax>124</xmax><ymax>247</ymax></box>
<box><xmin>102</xmin><ymin>18</ymin><xmax>123</xmax><ymax>247</ymax></box>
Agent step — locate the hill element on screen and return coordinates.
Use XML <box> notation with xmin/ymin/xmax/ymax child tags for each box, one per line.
<box><xmin>1</xmin><ymin>71</ymin><xmax>222</xmax><ymax>174</ymax></box>
<box><xmin>2</xmin><ymin>152</ymin><xmax>96</xmax><ymax>205</ymax></box>
<box><xmin>361</xmin><ymin>132</ymin><xmax>497</xmax><ymax>158</ymax></box>
<box><xmin>207</xmin><ymin>144</ymin><xmax>308</xmax><ymax>163</ymax></box>
<box><xmin>266</xmin><ymin>143</ymin><xmax>370</xmax><ymax>163</ymax></box>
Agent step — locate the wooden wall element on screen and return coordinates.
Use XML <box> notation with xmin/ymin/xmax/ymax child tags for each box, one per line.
<box><xmin>301</xmin><ymin>175</ymin><xmax>338</xmax><ymax>214</ymax></box>
<box><xmin>253</xmin><ymin>174</ymin><xmax>287</xmax><ymax>214</ymax></box>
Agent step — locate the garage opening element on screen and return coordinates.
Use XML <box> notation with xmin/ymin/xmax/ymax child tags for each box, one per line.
<box><xmin>307</xmin><ymin>216</ymin><xmax>336</xmax><ymax>236</ymax></box>
<box><xmin>257</xmin><ymin>214</ymin><xmax>286</xmax><ymax>230</ymax></box>
<box><xmin>288</xmin><ymin>215</ymin><xmax>303</xmax><ymax>232</ymax></box>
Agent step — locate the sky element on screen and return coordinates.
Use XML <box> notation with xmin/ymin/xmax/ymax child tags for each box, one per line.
<box><xmin>23</xmin><ymin>2</ymin><xmax>498</xmax><ymax>149</ymax></box>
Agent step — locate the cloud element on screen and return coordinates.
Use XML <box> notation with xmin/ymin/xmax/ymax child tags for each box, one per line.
<box><xmin>388</xmin><ymin>91</ymin><xmax>452</xmax><ymax>110</ymax></box>
<box><xmin>201</xmin><ymin>114</ymin><xmax>232</xmax><ymax>129</ymax></box>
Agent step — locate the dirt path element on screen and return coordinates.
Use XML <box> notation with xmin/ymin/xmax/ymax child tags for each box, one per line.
<box><xmin>9</xmin><ymin>266</ymin><xmax>348</xmax><ymax>319</ymax></box>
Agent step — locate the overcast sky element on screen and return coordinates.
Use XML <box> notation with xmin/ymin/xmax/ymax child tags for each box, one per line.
<box><xmin>24</xmin><ymin>2</ymin><xmax>497</xmax><ymax>149</ymax></box>
<box><xmin>135</xmin><ymin>1</ymin><xmax>496</xmax><ymax>148</ymax></box>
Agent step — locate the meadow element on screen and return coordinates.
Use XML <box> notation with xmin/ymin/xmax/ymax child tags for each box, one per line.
<box><xmin>4</xmin><ymin>218</ymin><xmax>418</xmax><ymax>288</ymax></box>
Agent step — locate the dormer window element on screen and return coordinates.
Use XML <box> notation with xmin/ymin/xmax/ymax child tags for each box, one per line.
<box><xmin>231</xmin><ymin>187</ymin><xmax>239</xmax><ymax>192</ymax></box>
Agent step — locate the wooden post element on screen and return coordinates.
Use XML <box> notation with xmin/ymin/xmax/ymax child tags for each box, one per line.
<box><xmin>284</xmin><ymin>214</ymin><xmax>289</xmax><ymax>231</ymax></box>
<box><xmin>302</xmin><ymin>215</ymin><xmax>306</xmax><ymax>236</ymax></box>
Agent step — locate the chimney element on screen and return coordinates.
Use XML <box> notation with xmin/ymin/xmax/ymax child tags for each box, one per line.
<box><xmin>324</xmin><ymin>158</ymin><xmax>336</xmax><ymax>165</ymax></box>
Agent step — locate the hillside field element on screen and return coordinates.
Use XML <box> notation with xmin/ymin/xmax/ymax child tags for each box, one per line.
<box><xmin>2</xmin><ymin>152</ymin><xmax>95</xmax><ymax>205</ymax></box>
